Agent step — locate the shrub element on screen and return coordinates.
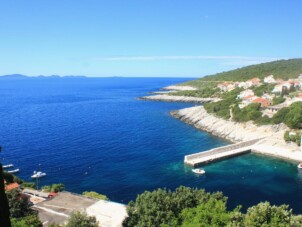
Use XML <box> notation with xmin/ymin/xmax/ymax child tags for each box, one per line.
<box><xmin>272</xmin><ymin>96</ymin><xmax>286</xmax><ymax>105</ymax></box>
<box><xmin>284</xmin><ymin>102</ymin><xmax>302</xmax><ymax>129</ymax></box>
<box><xmin>21</xmin><ymin>182</ymin><xmax>36</xmax><ymax>190</ymax></box>
<box><xmin>6</xmin><ymin>189</ymin><xmax>36</xmax><ymax>218</ymax></box>
<box><xmin>272</xmin><ymin>107</ymin><xmax>290</xmax><ymax>124</ymax></box>
<box><xmin>66</xmin><ymin>211</ymin><xmax>98</xmax><ymax>227</ymax></box>
<box><xmin>82</xmin><ymin>191</ymin><xmax>108</xmax><ymax>200</ymax></box>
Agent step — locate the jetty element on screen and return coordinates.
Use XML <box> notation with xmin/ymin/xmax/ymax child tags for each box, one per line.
<box><xmin>184</xmin><ymin>138</ymin><xmax>263</xmax><ymax>167</ymax></box>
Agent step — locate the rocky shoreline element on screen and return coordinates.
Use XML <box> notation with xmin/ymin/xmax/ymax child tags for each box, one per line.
<box><xmin>171</xmin><ymin>106</ymin><xmax>302</xmax><ymax>162</ymax></box>
<box><xmin>139</xmin><ymin>94</ymin><xmax>219</xmax><ymax>103</ymax></box>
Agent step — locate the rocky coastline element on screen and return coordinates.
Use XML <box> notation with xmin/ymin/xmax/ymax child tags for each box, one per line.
<box><xmin>171</xmin><ymin>106</ymin><xmax>302</xmax><ymax>162</ymax></box>
<box><xmin>139</xmin><ymin>94</ymin><xmax>219</xmax><ymax>103</ymax></box>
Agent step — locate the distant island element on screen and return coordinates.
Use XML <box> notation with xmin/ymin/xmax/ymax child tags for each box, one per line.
<box><xmin>0</xmin><ymin>74</ymin><xmax>87</xmax><ymax>79</ymax></box>
<box><xmin>142</xmin><ymin>58</ymin><xmax>302</xmax><ymax>163</ymax></box>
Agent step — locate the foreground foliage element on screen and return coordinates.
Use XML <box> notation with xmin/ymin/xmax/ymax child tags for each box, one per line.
<box><xmin>273</xmin><ymin>102</ymin><xmax>302</xmax><ymax>129</ymax></box>
<box><xmin>6</xmin><ymin>189</ymin><xmax>42</xmax><ymax>227</ymax></box>
<box><xmin>66</xmin><ymin>211</ymin><xmax>99</xmax><ymax>227</ymax></box>
<box><xmin>123</xmin><ymin>186</ymin><xmax>302</xmax><ymax>227</ymax></box>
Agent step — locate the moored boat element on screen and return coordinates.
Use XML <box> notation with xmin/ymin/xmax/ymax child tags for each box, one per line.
<box><xmin>31</xmin><ymin>171</ymin><xmax>46</xmax><ymax>178</ymax></box>
<box><xmin>298</xmin><ymin>163</ymin><xmax>302</xmax><ymax>169</ymax></box>
<box><xmin>192</xmin><ymin>168</ymin><xmax>206</xmax><ymax>175</ymax></box>
<box><xmin>8</xmin><ymin>168</ymin><xmax>19</xmax><ymax>174</ymax></box>
<box><xmin>3</xmin><ymin>164</ymin><xmax>14</xmax><ymax>168</ymax></box>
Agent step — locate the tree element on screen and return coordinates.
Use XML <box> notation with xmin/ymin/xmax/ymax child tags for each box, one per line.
<box><xmin>272</xmin><ymin>107</ymin><xmax>290</xmax><ymax>124</ymax></box>
<box><xmin>272</xmin><ymin>96</ymin><xmax>286</xmax><ymax>105</ymax></box>
<box><xmin>51</xmin><ymin>183</ymin><xmax>64</xmax><ymax>193</ymax></box>
<box><xmin>123</xmin><ymin>187</ymin><xmax>302</xmax><ymax>226</ymax></box>
<box><xmin>123</xmin><ymin>186</ymin><xmax>228</xmax><ymax>227</ymax></box>
<box><xmin>244</xmin><ymin>202</ymin><xmax>292</xmax><ymax>226</ymax></box>
<box><xmin>66</xmin><ymin>211</ymin><xmax>98</xmax><ymax>227</ymax></box>
<box><xmin>180</xmin><ymin>197</ymin><xmax>232</xmax><ymax>227</ymax></box>
<box><xmin>11</xmin><ymin>215</ymin><xmax>42</xmax><ymax>227</ymax></box>
<box><xmin>6</xmin><ymin>189</ymin><xmax>36</xmax><ymax>218</ymax></box>
<box><xmin>284</xmin><ymin>102</ymin><xmax>302</xmax><ymax>129</ymax></box>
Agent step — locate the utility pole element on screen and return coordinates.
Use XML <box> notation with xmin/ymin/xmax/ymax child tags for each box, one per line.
<box><xmin>0</xmin><ymin>146</ymin><xmax>12</xmax><ymax>227</ymax></box>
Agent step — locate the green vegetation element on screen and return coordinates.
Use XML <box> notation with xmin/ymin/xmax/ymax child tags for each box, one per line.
<box><xmin>283</xmin><ymin>102</ymin><xmax>302</xmax><ymax>129</ymax></box>
<box><xmin>3</xmin><ymin>171</ymin><xmax>36</xmax><ymax>189</ymax></box>
<box><xmin>171</xmin><ymin>81</ymin><xmax>219</xmax><ymax>98</ymax></box>
<box><xmin>123</xmin><ymin>186</ymin><xmax>302</xmax><ymax>227</ymax></box>
<box><xmin>66</xmin><ymin>211</ymin><xmax>98</xmax><ymax>227</ymax></box>
<box><xmin>284</xmin><ymin>131</ymin><xmax>301</xmax><ymax>146</ymax></box>
<box><xmin>21</xmin><ymin>182</ymin><xmax>36</xmax><ymax>190</ymax></box>
<box><xmin>6</xmin><ymin>189</ymin><xmax>43</xmax><ymax>227</ymax></box>
<box><xmin>3</xmin><ymin>171</ymin><xmax>23</xmax><ymax>184</ymax></box>
<box><xmin>232</xmin><ymin>103</ymin><xmax>262</xmax><ymax>122</ymax></box>
<box><xmin>272</xmin><ymin>107</ymin><xmax>290</xmax><ymax>124</ymax></box>
<box><xmin>204</xmin><ymin>89</ymin><xmax>240</xmax><ymax>119</ymax></box>
<box><xmin>183</xmin><ymin>59</ymin><xmax>302</xmax><ymax>84</ymax></box>
<box><xmin>252</xmin><ymin>84</ymin><xmax>274</xmax><ymax>96</ymax></box>
<box><xmin>272</xmin><ymin>102</ymin><xmax>302</xmax><ymax>129</ymax></box>
<box><xmin>6</xmin><ymin>189</ymin><xmax>36</xmax><ymax>218</ymax></box>
<box><xmin>41</xmin><ymin>183</ymin><xmax>64</xmax><ymax>193</ymax></box>
<box><xmin>11</xmin><ymin>215</ymin><xmax>42</xmax><ymax>227</ymax></box>
<box><xmin>82</xmin><ymin>191</ymin><xmax>109</xmax><ymax>200</ymax></box>
<box><xmin>272</xmin><ymin>96</ymin><xmax>286</xmax><ymax>105</ymax></box>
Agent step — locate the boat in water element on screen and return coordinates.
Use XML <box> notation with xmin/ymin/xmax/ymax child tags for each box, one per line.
<box><xmin>3</xmin><ymin>164</ymin><xmax>14</xmax><ymax>169</ymax></box>
<box><xmin>298</xmin><ymin>163</ymin><xmax>302</xmax><ymax>169</ymax></box>
<box><xmin>31</xmin><ymin>171</ymin><xmax>46</xmax><ymax>178</ymax></box>
<box><xmin>7</xmin><ymin>169</ymin><xmax>19</xmax><ymax>174</ymax></box>
<box><xmin>192</xmin><ymin>168</ymin><xmax>206</xmax><ymax>175</ymax></box>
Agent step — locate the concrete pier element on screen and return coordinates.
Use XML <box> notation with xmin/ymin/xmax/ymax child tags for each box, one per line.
<box><xmin>184</xmin><ymin>138</ymin><xmax>263</xmax><ymax>167</ymax></box>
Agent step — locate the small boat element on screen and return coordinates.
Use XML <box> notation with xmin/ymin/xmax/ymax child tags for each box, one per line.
<box><xmin>7</xmin><ymin>169</ymin><xmax>19</xmax><ymax>174</ymax></box>
<box><xmin>192</xmin><ymin>168</ymin><xmax>206</xmax><ymax>175</ymax></box>
<box><xmin>298</xmin><ymin>163</ymin><xmax>302</xmax><ymax>169</ymax></box>
<box><xmin>31</xmin><ymin>171</ymin><xmax>46</xmax><ymax>178</ymax></box>
<box><xmin>3</xmin><ymin>164</ymin><xmax>14</xmax><ymax>169</ymax></box>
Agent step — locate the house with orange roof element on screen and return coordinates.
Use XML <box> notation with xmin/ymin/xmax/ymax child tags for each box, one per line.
<box><xmin>252</xmin><ymin>97</ymin><xmax>271</xmax><ymax>107</ymax></box>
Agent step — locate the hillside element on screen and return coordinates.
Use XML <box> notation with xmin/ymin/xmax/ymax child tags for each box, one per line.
<box><xmin>181</xmin><ymin>59</ymin><xmax>302</xmax><ymax>87</ymax></box>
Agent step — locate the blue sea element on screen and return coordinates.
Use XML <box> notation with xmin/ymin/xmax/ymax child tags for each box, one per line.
<box><xmin>1</xmin><ymin>77</ymin><xmax>302</xmax><ymax>213</ymax></box>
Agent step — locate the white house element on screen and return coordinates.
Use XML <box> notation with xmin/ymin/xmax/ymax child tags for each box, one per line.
<box><xmin>237</xmin><ymin>89</ymin><xmax>254</xmax><ymax>99</ymax></box>
<box><xmin>239</xmin><ymin>95</ymin><xmax>258</xmax><ymax>108</ymax></box>
<box><xmin>235</xmin><ymin>81</ymin><xmax>252</xmax><ymax>89</ymax></box>
<box><xmin>264</xmin><ymin>75</ymin><xmax>276</xmax><ymax>84</ymax></box>
<box><xmin>272</xmin><ymin>82</ymin><xmax>292</xmax><ymax>93</ymax></box>
<box><xmin>217</xmin><ymin>82</ymin><xmax>235</xmax><ymax>92</ymax></box>
<box><xmin>262</xmin><ymin>93</ymin><xmax>275</xmax><ymax>101</ymax></box>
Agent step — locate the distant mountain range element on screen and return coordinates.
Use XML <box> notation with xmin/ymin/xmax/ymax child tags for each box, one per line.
<box><xmin>0</xmin><ymin>74</ymin><xmax>87</xmax><ymax>79</ymax></box>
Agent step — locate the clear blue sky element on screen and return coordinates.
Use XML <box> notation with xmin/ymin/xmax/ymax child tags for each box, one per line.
<box><xmin>0</xmin><ymin>0</ymin><xmax>301</xmax><ymax>77</ymax></box>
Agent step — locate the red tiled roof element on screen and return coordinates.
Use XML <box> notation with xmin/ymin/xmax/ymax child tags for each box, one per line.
<box><xmin>5</xmin><ymin>182</ymin><xmax>19</xmax><ymax>191</ymax></box>
<box><xmin>243</xmin><ymin>95</ymin><xmax>254</xmax><ymax>100</ymax></box>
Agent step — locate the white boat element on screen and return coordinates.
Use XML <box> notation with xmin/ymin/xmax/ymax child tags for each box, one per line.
<box><xmin>3</xmin><ymin>164</ymin><xmax>14</xmax><ymax>168</ymax></box>
<box><xmin>7</xmin><ymin>169</ymin><xmax>20</xmax><ymax>174</ymax></box>
<box><xmin>298</xmin><ymin>163</ymin><xmax>302</xmax><ymax>169</ymax></box>
<box><xmin>192</xmin><ymin>168</ymin><xmax>206</xmax><ymax>175</ymax></box>
<box><xmin>31</xmin><ymin>171</ymin><xmax>46</xmax><ymax>178</ymax></box>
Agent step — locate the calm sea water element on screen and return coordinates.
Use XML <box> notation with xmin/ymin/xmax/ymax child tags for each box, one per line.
<box><xmin>1</xmin><ymin>77</ymin><xmax>302</xmax><ymax>213</ymax></box>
